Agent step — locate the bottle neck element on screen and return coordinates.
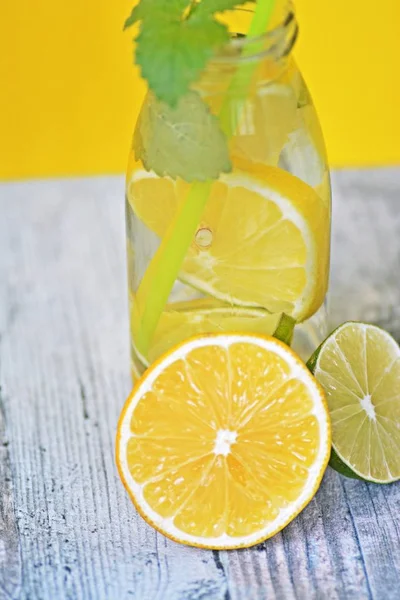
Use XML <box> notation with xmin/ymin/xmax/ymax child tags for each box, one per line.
<box><xmin>220</xmin><ymin>5</ymin><xmax>298</xmax><ymax>62</ymax></box>
<box><xmin>196</xmin><ymin>3</ymin><xmax>298</xmax><ymax>96</ymax></box>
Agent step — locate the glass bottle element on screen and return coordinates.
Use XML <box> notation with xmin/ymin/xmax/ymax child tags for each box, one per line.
<box><xmin>126</xmin><ymin>2</ymin><xmax>331</xmax><ymax>379</ymax></box>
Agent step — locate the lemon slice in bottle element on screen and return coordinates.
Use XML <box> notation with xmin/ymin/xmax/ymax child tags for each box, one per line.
<box><xmin>128</xmin><ymin>162</ymin><xmax>329</xmax><ymax>322</ymax></box>
<box><xmin>130</xmin><ymin>295</ymin><xmax>295</xmax><ymax>366</ymax></box>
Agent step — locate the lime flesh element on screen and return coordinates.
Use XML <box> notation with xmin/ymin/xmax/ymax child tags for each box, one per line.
<box><xmin>308</xmin><ymin>322</ymin><xmax>400</xmax><ymax>483</ymax></box>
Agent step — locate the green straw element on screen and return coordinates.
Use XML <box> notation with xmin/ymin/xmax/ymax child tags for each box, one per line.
<box><xmin>135</xmin><ymin>0</ymin><xmax>277</xmax><ymax>356</ymax></box>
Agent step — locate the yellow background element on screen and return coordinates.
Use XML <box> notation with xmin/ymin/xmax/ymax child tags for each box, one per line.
<box><xmin>1</xmin><ymin>1</ymin><xmax>399</xmax><ymax>180</ymax></box>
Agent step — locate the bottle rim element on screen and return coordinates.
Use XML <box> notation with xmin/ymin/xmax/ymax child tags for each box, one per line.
<box><xmin>212</xmin><ymin>2</ymin><xmax>298</xmax><ymax>65</ymax></box>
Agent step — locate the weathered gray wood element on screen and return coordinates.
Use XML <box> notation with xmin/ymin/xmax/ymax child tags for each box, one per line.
<box><xmin>0</xmin><ymin>168</ymin><xmax>399</xmax><ymax>599</ymax></box>
<box><xmin>0</xmin><ymin>392</ymin><xmax>21</xmax><ymax>600</ymax></box>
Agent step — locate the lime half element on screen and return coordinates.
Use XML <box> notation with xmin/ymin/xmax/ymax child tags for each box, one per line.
<box><xmin>308</xmin><ymin>322</ymin><xmax>400</xmax><ymax>483</ymax></box>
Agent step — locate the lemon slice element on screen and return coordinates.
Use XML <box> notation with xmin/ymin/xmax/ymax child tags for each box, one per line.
<box><xmin>130</xmin><ymin>295</ymin><xmax>295</xmax><ymax>365</ymax></box>
<box><xmin>232</xmin><ymin>83</ymin><xmax>297</xmax><ymax>166</ymax></box>
<box><xmin>128</xmin><ymin>162</ymin><xmax>329</xmax><ymax>321</ymax></box>
<box><xmin>117</xmin><ymin>333</ymin><xmax>331</xmax><ymax>549</ymax></box>
<box><xmin>308</xmin><ymin>322</ymin><xmax>400</xmax><ymax>483</ymax></box>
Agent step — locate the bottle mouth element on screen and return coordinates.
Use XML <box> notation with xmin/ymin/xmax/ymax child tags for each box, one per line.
<box><xmin>213</xmin><ymin>3</ymin><xmax>298</xmax><ymax>65</ymax></box>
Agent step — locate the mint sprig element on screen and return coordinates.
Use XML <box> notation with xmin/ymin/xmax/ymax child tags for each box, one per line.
<box><xmin>125</xmin><ymin>0</ymin><xmax>248</xmax><ymax>106</ymax></box>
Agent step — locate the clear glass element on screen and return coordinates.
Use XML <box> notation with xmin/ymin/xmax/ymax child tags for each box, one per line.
<box><xmin>126</xmin><ymin>6</ymin><xmax>331</xmax><ymax>379</ymax></box>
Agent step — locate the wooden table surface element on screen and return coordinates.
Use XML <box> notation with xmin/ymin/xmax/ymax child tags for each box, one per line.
<box><xmin>1</xmin><ymin>168</ymin><xmax>400</xmax><ymax>600</ymax></box>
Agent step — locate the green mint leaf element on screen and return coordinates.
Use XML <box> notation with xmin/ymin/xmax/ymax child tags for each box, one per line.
<box><xmin>124</xmin><ymin>6</ymin><xmax>140</xmax><ymax>30</ymax></box>
<box><xmin>136</xmin><ymin>17</ymin><xmax>228</xmax><ymax>106</ymax></box>
<box><xmin>125</xmin><ymin>0</ymin><xmax>249</xmax><ymax>105</ymax></box>
<box><xmin>134</xmin><ymin>91</ymin><xmax>232</xmax><ymax>182</ymax></box>
<box><xmin>124</xmin><ymin>0</ymin><xmax>191</xmax><ymax>30</ymax></box>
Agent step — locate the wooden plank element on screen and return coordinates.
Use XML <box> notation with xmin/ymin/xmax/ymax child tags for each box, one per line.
<box><xmin>330</xmin><ymin>168</ymin><xmax>400</xmax><ymax>336</ymax></box>
<box><xmin>0</xmin><ymin>168</ymin><xmax>399</xmax><ymax>599</ymax></box>
<box><xmin>0</xmin><ymin>198</ymin><xmax>22</xmax><ymax>600</ymax></box>
<box><xmin>0</xmin><ymin>393</ymin><xmax>22</xmax><ymax>600</ymax></box>
<box><xmin>0</xmin><ymin>180</ymin><xmax>225</xmax><ymax>600</ymax></box>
